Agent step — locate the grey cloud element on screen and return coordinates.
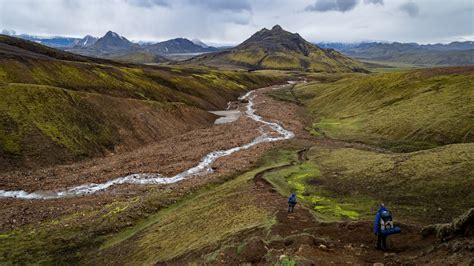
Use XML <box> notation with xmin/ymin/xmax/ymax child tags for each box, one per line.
<box><xmin>305</xmin><ymin>0</ymin><xmax>359</xmax><ymax>13</ymax></box>
<box><xmin>364</xmin><ymin>0</ymin><xmax>383</xmax><ymax>5</ymax></box>
<box><xmin>126</xmin><ymin>0</ymin><xmax>170</xmax><ymax>8</ymax></box>
<box><xmin>0</xmin><ymin>0</ymin><xmax>472</xmax><ymax>45</ymax></box>
<box><xmin>61</xmin><ymin>0</ymin><xmax>81</xmax><ymax>8</ymax></box>
<box><xmin>399</xmin><ymin>1</ymin><xmax>420</xmax><ymax>17</ymax></box>
<box><xmin>187</xmin><ymin>0</ymin><xmax>251</xmax><ymax>12</ymax></box>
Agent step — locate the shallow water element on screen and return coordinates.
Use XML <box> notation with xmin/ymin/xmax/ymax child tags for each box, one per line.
<box><xmin>209</xmin><ymin>110</ymin><xmax>241</xmax><ymax>124</ymax></box>
<box><xmin>0</xmin><ymin>90</ymin><xmax>294</xmax><ymax>200</ymax></box>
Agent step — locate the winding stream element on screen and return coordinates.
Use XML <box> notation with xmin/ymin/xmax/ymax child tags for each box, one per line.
<box><xmin>0</xmin><ymin>90</ymin><xmax>294</xmax><ymax>200</ymax></box>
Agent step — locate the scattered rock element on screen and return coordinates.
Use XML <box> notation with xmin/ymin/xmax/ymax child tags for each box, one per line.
<box><xmin>422</xmin><ymin>208</ymin><xmax>474</xmax><ymax>242</ymax></box>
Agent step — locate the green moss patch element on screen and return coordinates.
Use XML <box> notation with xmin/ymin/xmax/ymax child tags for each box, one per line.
<box><xmin>263</xmin><ymin>160</ymin><xmax>371</xmax><ymax>221</ymax></box>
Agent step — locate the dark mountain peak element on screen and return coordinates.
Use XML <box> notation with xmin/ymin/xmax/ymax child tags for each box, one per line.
<box><xmin>73</xmin><ymin>35</ymin><xmax>98</xmax><ymax>48</ymax></box>
<box><xmin>236</xmin><ymin>25</ymin><xmax>317</xmax><ymax>56</ymax></box>
<box><xmin>105</xmin><ymin>30</ymin><xmax>116</xmax><ymax>36</ymax></box>
<box><xmin>89</xmin><ymin>31</ymin><xmax>134</xmax><ymax>51</ymax></box>
<box><xmin>146</xmin><ymin>37</ymin><xmax>217</xmax><ymax>54</ymax></box>
<box><xmin>170</xmin><ymin>38</ymin><xmax>193</xmax><ymax>44</ymax></box>
<box><xmin>189</xmin><ymin>25</ymin><xmax>367</xmax><ymax>72</ymax></box>
<box><xmin>103</xmin><ymin>31</ymin><xmax>124</xmax><ymax>39</ymax></box>
<box><xmin>271</xmin><ymin>25</ymin><xmax>283</xmax><ymax>31</ymax></box>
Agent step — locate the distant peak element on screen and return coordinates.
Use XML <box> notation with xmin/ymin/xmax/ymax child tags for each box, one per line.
<box><xmin>272</xmin><ymin>25</ymin><xmax>283</xmax><ymax>31</ymax></box>
<box><xmin>105</xmin><ymin>31</ymin><xmax>119</xmax><ymax>37</ymax></box>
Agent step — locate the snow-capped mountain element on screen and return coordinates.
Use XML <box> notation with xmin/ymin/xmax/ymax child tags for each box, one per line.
<box><xmin>73</xmin><ymin>35</ymin><xmax>98</xmax><ymax>48</ymax></box>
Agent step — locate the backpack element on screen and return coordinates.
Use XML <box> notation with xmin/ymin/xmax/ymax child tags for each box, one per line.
<box><xmin>380</xmin><ymin>210</ymin><xmax>394</xmax><ymax>230</ymax></box>
<box><xmin>288</xmin><ymin>195</ymin><xmax>297</xmax><ymax>204</ymax></box>
<box><xmin>380</xmin><ymin>210</ymin><xmax>392</xmax><ymax>222</ymax></box>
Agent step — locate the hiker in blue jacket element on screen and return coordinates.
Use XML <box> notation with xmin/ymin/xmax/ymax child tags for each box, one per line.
<box><xmin>374</xmin><ymin>203</ymin><xmax>391</xmax><ymax>250</ymax></box>
<box><xmin>288</xmin><ymin>193</ymin><xmax>297</xmax><ymax>213</ymax></box>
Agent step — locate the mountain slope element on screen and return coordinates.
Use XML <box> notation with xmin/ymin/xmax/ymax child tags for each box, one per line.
<box><xmin>0</xmin><ymin>34</ymin><xmax>109</xmax><ymax>63</ymax></box>
<box><xmin>188</xmin><ymin>25</ymin><xmax>367</xmax><ymax>72</ymax></box>
<box><xmin>0</xmin><ymin>36</ymin><xmax>281</xmax><ymax>170</ymax></box>
<box><xmin>293</xmin><ymin>66</ymin><xmax>474</xmax><ymax>151</ymax></box>
<box><xmin>107</xmin><ymin>50</ymin><xmax>170</xmax><ymax>64</ymax></box>
<box><xmin>88</xmin><ymin>31</ymin><xmax>136</xmax><ymax>51</ymax></box>
<box><xmin>192</xmin><ymin>39</ymin><xmax>209</xmax><ymax>48</ymax></box>
<box><xmin>146</xmin><ymin>38</ymin><xmax>217</xmax><ymax>54</ymax></box>
<box><xmin>1</xmin><ymin>29</ymin><xmax>81</xmax><ymax>48</ymax></box>
<box><xmin>73</xmin><ymin>35</ymin><xmax>98</xmax><ymax>48</ymax></box>
<box><xmin>323</xmin><ymin>41</ymin><xmax>474</xmax><ymax>66</ymax></box>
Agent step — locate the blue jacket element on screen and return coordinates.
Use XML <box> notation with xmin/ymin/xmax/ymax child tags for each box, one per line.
<box><xmin>373</xmin><ymin>206</ymin><xmax>388</xmax><ymax>235</ymax></box>
<box><xmin>288</xmin><ymin>193</ymin><xmax>297</xmax><ymax>204</ymax></box>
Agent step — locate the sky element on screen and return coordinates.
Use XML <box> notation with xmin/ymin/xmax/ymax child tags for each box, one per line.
<box><xmin>0</xmin><ymin>0</ymin><xmax>473</xmax><ymax>45</ymax></box>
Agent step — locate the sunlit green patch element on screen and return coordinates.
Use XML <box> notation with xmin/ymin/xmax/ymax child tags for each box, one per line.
<box><xmin>0</xmin><ymin>233</ymin><xmax>11</xmax><ymax>239</ymax></box>
<box><xmin>263</xmin><ymin>158</ymin><xmax>367</xmax><ymax>221</ymax></box>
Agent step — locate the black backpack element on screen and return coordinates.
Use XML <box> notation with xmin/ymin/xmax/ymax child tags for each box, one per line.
<box><xmin>380</xmin><ymin>210</ymin><xmax>392</xmax><ymax>222</ymax></box>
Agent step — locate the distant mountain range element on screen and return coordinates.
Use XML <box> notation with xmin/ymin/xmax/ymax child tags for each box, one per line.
<box><xmin>1</xmin><ymin>29</ymin><xmax>217</xmax><ymax>63</ymax></box>
<box><xmin>188</xmin><ymin>25</ymin><xmax>367</xmax><ymax>72</ymax></box>
<box><xmin>318</xmin><ymin>41</ymin><xmax>474</xmax><ymax>66</ymax></box>
<box><xmin>3</xmin><ymin>28</ymin><xmax>472</xmax><ymax>66</ymax></box>
<box><xmin>65</xmin><ymin>31</ymin><xmax>218</xmax><ymax>63</ymax></box>
<box><xmin>1</xmin><ymin>29</ymin><xmax>81</xmax><ymax>48</ymax></box>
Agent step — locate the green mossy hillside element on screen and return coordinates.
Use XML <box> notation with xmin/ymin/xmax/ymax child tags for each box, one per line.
<box><xmin>0</xmin><ymin>58</ymin><xmax>279</xmax><ymax>110</ymax></box>
<box><xmin>295</xmin><ymin>66</ymin><xmax>474</xmax><ymax>151</ymax></box>
<box><xmin>0</xmin><ymin>84</ymin><xmax>116</xmax><ymax>157</ymax></box>
<box><xmin>0</xmin><ymin>83</ymin><xmax>222</xmax><ymax>170</ymax></box>
<box><xmin>0</xmin><ymin>46</ymin><xmax>283</xmax><ymax>168</ymax></box>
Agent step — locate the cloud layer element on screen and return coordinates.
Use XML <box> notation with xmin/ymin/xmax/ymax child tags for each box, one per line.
<box><xmin>0</xmin><ymin>0</ymin><xmax>472</xmax><ymax>44</ymax></box>
<box><xmin>399</xmin><ymin>1</ymin><xmax>420</xmax><ymax>17</ymax></box>
<box><xmin>305</xmin><ymin>0</ymin><xmax>359</xmax><ymax>12</ymax></box>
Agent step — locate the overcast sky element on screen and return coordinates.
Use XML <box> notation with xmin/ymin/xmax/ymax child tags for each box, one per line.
<box><xmin>0</xmin><ymin>0</ymin><xmax>472</xmax><ymax>45</ymax></box>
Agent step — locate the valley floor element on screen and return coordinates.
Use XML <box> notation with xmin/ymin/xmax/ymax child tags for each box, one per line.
<box><xmin>0</xmin><ymin>84</ymin><xmax>472</xmax><ymax>264</ymax></box>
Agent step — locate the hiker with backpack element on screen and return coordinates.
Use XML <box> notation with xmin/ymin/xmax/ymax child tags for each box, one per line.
<box><xmin>288</xmin><ymin>193</ymin><xmax>297</xmax><ymax>213</ymax></box>
<box><xmin>373</xmin><ymin>203</ymin><xmax>401</xmax><ymax>250</ymax></box>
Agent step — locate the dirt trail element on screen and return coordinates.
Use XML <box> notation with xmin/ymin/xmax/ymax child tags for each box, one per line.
<box><xmin>169</xmin><ymin>148</ymin><xmax>439</xmax><ymax>265</ymax></box>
